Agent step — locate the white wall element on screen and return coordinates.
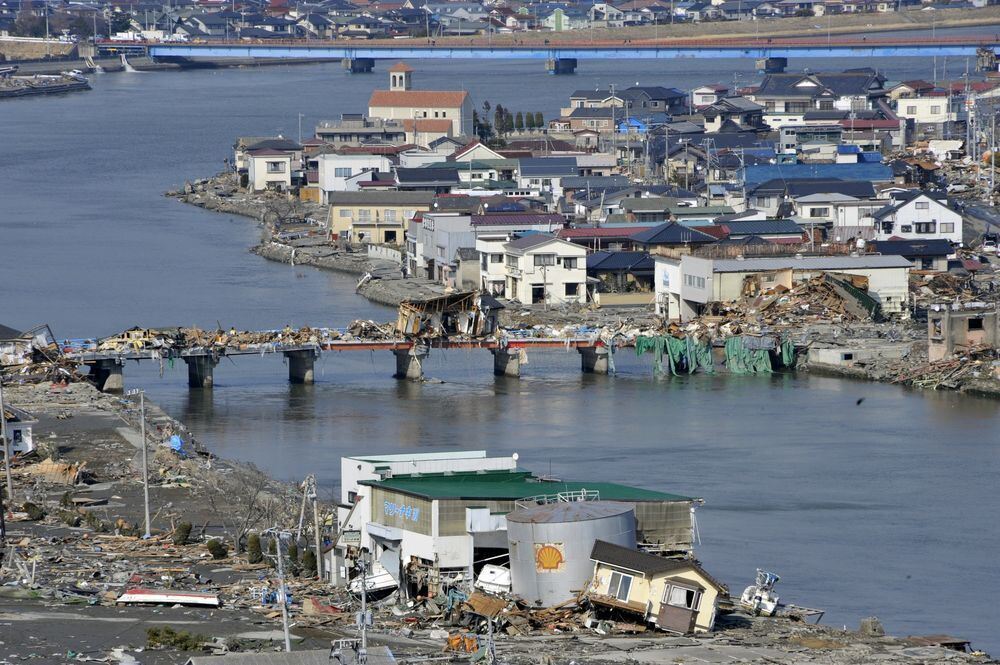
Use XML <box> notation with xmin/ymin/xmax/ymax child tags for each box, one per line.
<box><xmin>317</xmin><ymin>154</ymin><xmax>390</xmax><ymax>201</ymax></box>
<box><xmin>247</xmin><ymin>156</ymin><xmax>291</xmax><ymax>192</ymax></box>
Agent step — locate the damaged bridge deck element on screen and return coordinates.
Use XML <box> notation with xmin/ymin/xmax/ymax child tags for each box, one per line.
<box><xmin>62</xmin><ymin>335</ymin><xmax>609</xmax><ymax>392</ymax></box>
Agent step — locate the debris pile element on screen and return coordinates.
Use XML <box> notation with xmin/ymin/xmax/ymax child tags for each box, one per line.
<box><xmin>892</xmin><ymin>345</ymin><xmax>999</xmax><ymax>390</ymax></box>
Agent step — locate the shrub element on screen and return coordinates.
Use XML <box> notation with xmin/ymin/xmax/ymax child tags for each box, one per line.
<box><xmin>59</xmin><ymin>491</ymin><xmax>73</xmax><ymax>508</ymax></box>
<box><xmin>22</xmin><ymin>502</ymin><xmax>45</xmax><ymax>521</ymax></box>
<box><xmin>173</xmin><ymin>522</ymin><xmax>192</xmax><ymax>545</ymax></box>
<box><xmin>302</xmin><ymin>549</ymin><xmax>317</xmax><ymax>577</ymax></box>
<box><xmin>146</xmin><ymin>626</ymin><xmax>207</xmax><ymax>650</ymax></box>
<box><xmin>206</xmin><ymin>539</ymin><xmax>228</xmax><ymax>559</ymax></box>
<box><xmin>247</xmin><ymin>533</ymin><xmax>263</xmax><ymax>564</ymax></box>
<box><xmin>60</xmin><ymin>510</ymin><xmax>81</xmax><ymax>527</ymax></box>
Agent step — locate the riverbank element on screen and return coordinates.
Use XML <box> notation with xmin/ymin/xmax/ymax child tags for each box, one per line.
<box><xmin>2</xmin><ymin>378</ymin><xmax>996</xmax><ymax>664</ymax></box>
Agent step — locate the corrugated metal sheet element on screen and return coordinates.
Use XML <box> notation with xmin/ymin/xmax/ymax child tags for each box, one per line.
<box><xmin>710</xmin><ymin>255</ymin><xmax>913</xmax><ymax>272</ymax></box>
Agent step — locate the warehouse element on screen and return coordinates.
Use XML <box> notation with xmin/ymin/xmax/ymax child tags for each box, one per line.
<box><xmin>334</xmin><ymin>451</ymin><xmax>700</xmax><ymax>600</ymax></box>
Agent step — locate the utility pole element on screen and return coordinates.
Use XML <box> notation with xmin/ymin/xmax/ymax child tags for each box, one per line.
<box><xmin>267</xmin><ymin>529</ymin><xmax>293</xmax><ymax>653</ymax></box>
<box><xmin>126</xmin><ymin>389</ymin><xmax>151</xmax><ymax>539</ymax></box>
<box><xmin>298</xmin><ymin>113</ymin><xmax>304</xmax><ymax>144</ymax></box>
<box><xmin>1</xmin><ymin>377</ymin><xmax>13</xmax><ymax>507</ymax></box>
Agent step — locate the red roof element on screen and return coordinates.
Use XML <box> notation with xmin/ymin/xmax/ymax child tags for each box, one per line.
<box><xmin>558</xmin><ymin>226</ymin><xmax>654</xmax><ymax>239</ymax></box>
<box><xmin>389</xmin><ymin>61</ymin><xmax>414</xmax><ymax>73</ymax></box>
<box><xmin>369</xmin><ymin>90</ymin><xmax>468</xmax><ymax>108</ymax></box>
<box><xmin>691</xmin><ymin>225</ymin><xmax>728</xmax><ymax>239</ymax></box>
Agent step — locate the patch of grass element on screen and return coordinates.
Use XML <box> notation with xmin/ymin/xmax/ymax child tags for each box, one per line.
<box><xmin>146</xmin><ymin>626</ymin><xmax>208</xmax><ymax>651</ymax></box>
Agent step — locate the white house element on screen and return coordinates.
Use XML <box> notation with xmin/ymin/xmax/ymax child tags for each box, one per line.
<box><xmin>246</xmin><ymin>149</ymin><xmax>293</xmax><ymax>192</ymax></box>
<box><xmin>654</xmin><ymin>253</ymin><xmax>913</xmax><ymax>320</ymax></box>
<box><xmin>368</xmin><ymin>63</ymin><xmax>473</xmax><ymax>138</ymax></box>
<box><xmin>476</xmin><ymin>235</ymin><xmax>510</xmax><ymax>296</ymax></box>
<box><xmin>316</xmin><ymin>153</ymin><xmax>392</xmax><ymax>202</ymax></box>
<box><xmin>872</xmin><ymin>191</ymin><xmax>963</xmax><ymax>245</ymax></box>
<box><xmin>501</xmin><ymin>234</ymin><xmax>588</xmax><ymax>305</ymax></box>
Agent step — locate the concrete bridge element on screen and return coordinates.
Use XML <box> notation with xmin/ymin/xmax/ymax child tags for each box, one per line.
<box><xmin>134</xmin><ymin>35</ymin><xmax>1000</xmax><ymax>73</ymax></box>
<box><xmin>66</xmin><ymin>336</ymin><xmax>610</xmax><ymax>391</ymax></box>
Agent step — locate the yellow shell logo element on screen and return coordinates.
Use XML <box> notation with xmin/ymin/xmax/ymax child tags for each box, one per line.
<box><xmin>535</xmin><ymin>544</ymin><xmax>564</xmax><ymax>571</ymax></box>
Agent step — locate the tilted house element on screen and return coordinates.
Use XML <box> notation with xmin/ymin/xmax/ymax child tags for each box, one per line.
<box><xmin>587</xmin><ymin>540</ymin><xmax>725</xmax><ymax>634</ymax></box>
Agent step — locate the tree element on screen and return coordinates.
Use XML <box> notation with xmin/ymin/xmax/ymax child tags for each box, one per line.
<box><xmin>514</xmin><ymin>112</ymin><xmax>524</xmax><ymax>132</ymax></box>
<box><xmin>504</xmin><ymin>110</ymin><xmax>514</xmax><ymax>134</ymax></box>
<box><xmin>483</xmin><ymin>100</ymin><xmax>491</xmax><ymax>115</ymax></box>
<box><xmin>110</xmin><ymin>11</ymin><xmax>133</xmax><ymax>34</ymax></box>
<box><xmin>534</xmin><ymin>112</ymin><xmax>544</xmax><ymax>129</ymax></box>
<box><xmin>247</xmin><ymin>533</ymin><xmax>264</xmax><ymax>564</ymax></box>
<box><xmin>493</xmin><ymin>104</ymin><xmax>505</xmax><ymax>137</ymax></box>
<box><xmin>525</xmin><ymin>112</ymin><xmax>536</xmax><ymax>131</ymax></box>
<box><xmin>14</xmin><ymin>11</ymin><xmax>45</xmax><ymax>37</ymax></box>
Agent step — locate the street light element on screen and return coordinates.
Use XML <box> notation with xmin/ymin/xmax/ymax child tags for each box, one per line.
<box><xmin>0</xmin><ymin>374</ymin><xmax>12</xmax><ymax>545</ymax></box>
<box><xmin>125</xmin><ymin>388</ymin><xmax>151</xmax><ymax>539</ymax></box>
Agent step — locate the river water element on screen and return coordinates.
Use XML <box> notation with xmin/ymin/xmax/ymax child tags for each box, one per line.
<box><xmin>1</xmin><ymin>56</ymin><xmax>999</xmax><ymax>651</ymax></box>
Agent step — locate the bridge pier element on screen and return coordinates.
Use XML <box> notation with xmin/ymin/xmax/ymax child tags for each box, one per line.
<box><xmin>546</xmin><ymin>57</ymin><xmax>577</xmax><ymax>75</ymax></box>
<box><xmin>492</xmin><ymin>348</ymin><xmax>522</xmax><ymax>377</ymax></box>
<box><xmin>578</xmin><ymin>346</ymin><xmax>610</xmax><ymax>374</ymax></box>
<box><xmin>184</xmin><ymin>356</ymin><xmax>219</xmax><ymax>389</ymax></box>
<box><xmin>285</xmin><ymin>349</ymin><xmax>318</xmax><ymax>384</ymax></box>
<box><xmin>393</xmin><ymin>346</ymin><xmax>427</xmax><ymax>381</ymax></box>
<box><xmin>89</xmin><ymin>359</ymin><xmax>124</xmax><ymax>393</ymax></box>
<box><xmin>342</xmin><ymin>57</ymin><xmax>374</xmax><ymax>73</ymax></box>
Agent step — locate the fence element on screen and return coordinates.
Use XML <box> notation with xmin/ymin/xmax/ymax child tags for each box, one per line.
<box><xmin>366</xmin><ymin>244</ymin><xmax>403</xmax><ymax>264</ymax></box>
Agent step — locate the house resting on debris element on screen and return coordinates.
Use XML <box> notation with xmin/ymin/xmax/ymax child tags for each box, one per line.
<box><xmin>1</xmin><ymin>405</ymin><xmax>37</xmax><ymax>456</ymax></box>
<box><xmin>333</xmin><ymin>452</ymin><xmax>700</xmax><ymax>603</ymax></box>
<box><xmin>587</xmin><ymin>540</ymin><xmax>725</xmax><ymax>634</ymax></box>
<box><xmin>395</xmin><ymin>291</ymin><xmax>504</xmax><ymax>337</ymax></box>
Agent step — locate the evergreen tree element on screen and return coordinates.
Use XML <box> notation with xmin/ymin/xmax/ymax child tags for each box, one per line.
<box><xmin>514</xmin><ymin>112</ymin><xmax>524</xmax><ymax>132</ymax></box>
<box><xmin>525</xmin><ymin>112</ymin><xmax>536</xmax><ymax>131</ymax></box>
<box><xmin>534</xmin><ymin>112</ymin><xmax>544</xmax><ymax>129</ymax></box>
<box><xmin>494</xmin><ymin>105</ymin><xmax>505</xmax><ymax>136</ymax></box>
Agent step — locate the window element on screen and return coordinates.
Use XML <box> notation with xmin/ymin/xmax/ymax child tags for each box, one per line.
<box><xmin>607</xmin><ymin>571</ymin><xmax>633</xmax><ymax>602</ymax></box>
<box><xmin>383</xmin><ymin>209</ymin><xmax>397</xmax><ymax>222</ymax></box>
<box><xmin>339</xmin><ymin>209</ymin><xmax>352</xmax><ymax>217</ymax></box>
<box><xmin>266</xmin><ymin>161</ymin><xmax>286</xmax><ymax>174</ymax></box>
<box><xmin>915</xmin><ymin>222</ymin><xmax>936</xmax><ymax>234</ymax></box>
<box><xmin>969</xmin><ymin>318</ymin><xmax>984</xmax><ymax>331</ymax></box>
<box><xmin>481</xmin><ymin>253</ymin><xmax>488</xmax><ymax>270</ymax></box>
<box><xmin>506</xmin><ymin>254</ymin><xmax>518</xmax><ymax>267</ymax></box>
<box><xmin>915</xmin><ymin>202</ymin><xmax>930</xmax><ymax>210</ymax></box>
<box><xmin>906</xmin><ymin>105</ymin><xmax>916</xmax><ymax>115</ymax></box>
<box><xmin>436</xmin><ymin>245</ymin><xmax>445</xmax><ymax>258</ymax></box>
<box><xmin>534</xmin><ymin>254</ymin><xmax>556</xmax><ymax>267</ymax></box>
<box><xmin>384</xmin><ymin>230</ymin><xmax>397</xmax><ymax>243</ymax></box>
<box><xmin>756</xmin><ymin>196</ymin><xmax>773</xmax><ymax>208</ymax></box>
<box><xmin>358</xmin><ymin>209</ymin><xmax>371</xmax><ymax>221</ymax></box>
<box><xmin>819</xmin><ymin>100</ymin><xmax>834</xmax><ymax>111</ymax></box>
<box><xmin>940</xmin><ymin>222</ymin><xmax>955</xmax><ymax>233</ymax></box>
<box><xmin>491</xmin><ymin>254</ymin><xmax>503</xmax><ymax>264</ymax></box>
<box><xmin>809</xmin><ymin>207</ymin><xmax>830</xmax><ymax>218</ymax></box>
<box><xmin>565</xmin><ymin>283</ymin><xmax>579</xmax><ymax>296</ymax></box>
<box><xmin>441</xmin><ymin>111</ymin><xmax>447</xmax><ymax>117</ymax></box>
<box><xmin>334</xmin><ymin>167</ymin><xmax>352</xmax><ymax>178</ymax></box>
<box><xmin>684</xmin><ymin>274</ymin><xmax>706</xmax><ymax>289</ymax></box>
<box><xmin>900</xmin><ymin>225</ymin><xmax>912</xmax><ymax>233</ymax></box>
<box><xmin>664</xmin><ymin>584</ymin><xmax>702</xmax><ymax>611</ymax></box>
<box><xmin>931</xmin><ymin>105</ymin><xmax>941</xmax><ymax>115</ymax></box>
<box><xmin>563</xmin><ymin>257</ymin><xmax>578</xmax><ymax>269</ymax></box>
<box><xmin>348</xmin><ymin>491</ymin><xmax>358</xmax><ymax>504</ymax></box>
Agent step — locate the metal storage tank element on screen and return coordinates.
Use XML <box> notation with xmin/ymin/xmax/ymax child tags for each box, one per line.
<box><xmin>506</xmin><ymin>501</ymin><xmax>636</xmax><ymax>607</ymax></box>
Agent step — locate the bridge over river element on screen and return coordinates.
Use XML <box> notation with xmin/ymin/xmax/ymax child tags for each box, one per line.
<box><xmin>112</xmin><ymin>34</ymin><xmax>1000</xmax><ymax>74</ymax></box>
<box><xmin>63</xmin><ymin>332</ymin><xmax>609</xmax><ymax>391</ymax></box>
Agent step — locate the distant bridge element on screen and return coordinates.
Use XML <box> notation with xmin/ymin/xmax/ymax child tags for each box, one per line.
<box><xmin>138</xmin><ymin>35</ymin><xmax>1000</xmax><ymax>73</ymax></box>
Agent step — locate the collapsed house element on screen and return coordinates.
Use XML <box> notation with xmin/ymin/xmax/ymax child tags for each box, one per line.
<box><xmin>332</xmin><ymin>451</ymin><xmax>700</xmax><ymax>604</ymax></box>
<box><xmin>395</xmin><ymin>291</ymin><xmax>504</xmax><ymax>338</ymax></box>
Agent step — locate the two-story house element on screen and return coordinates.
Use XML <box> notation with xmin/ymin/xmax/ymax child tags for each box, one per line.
<box><xmin>501</xmin><ymin>234</ymin><xmax>589</xmax><ymax>305</ymax></box>
<box><xmin>328</xmin><ymin>191</ymin><xmax>435</xmax><ymax>244</ymax></box>
<box><xmin>749</xmin><ymin>69</ymin><xmax>886</xmax><ymax>128</ymax></box>
<box><xmin>872</xmin><ymin>190</ymin><xmax>963</xmax><ymax>246</ymax></box>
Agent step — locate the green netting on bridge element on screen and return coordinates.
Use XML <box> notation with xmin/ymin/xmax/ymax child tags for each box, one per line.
<box><xmin>635</xmin><ymin>335</ymin><xmax>714</xmax><ymax>376</ymax></box>
<box><xmin>724</xmin><ymin>336</ymin><xmax>773</xmax><ymax>375</ymax></box>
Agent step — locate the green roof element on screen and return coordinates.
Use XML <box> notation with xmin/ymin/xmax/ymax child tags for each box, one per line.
<box><xmin>360</xmin><ymin>470</ymin><xmax>695</xmax><ymax>503</ymax></box>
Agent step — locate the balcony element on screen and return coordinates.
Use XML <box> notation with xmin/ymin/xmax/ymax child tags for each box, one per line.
<box><xmin>507</xmin><ymin>266</ymin><xmax>522</xmax><ymax>278</ymax></box>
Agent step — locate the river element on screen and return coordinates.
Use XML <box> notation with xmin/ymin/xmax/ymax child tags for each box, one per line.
<box><xmin>1</xmin><ymin>56</ymin><xmax>999</xmax><ymax>652</ymax></box>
